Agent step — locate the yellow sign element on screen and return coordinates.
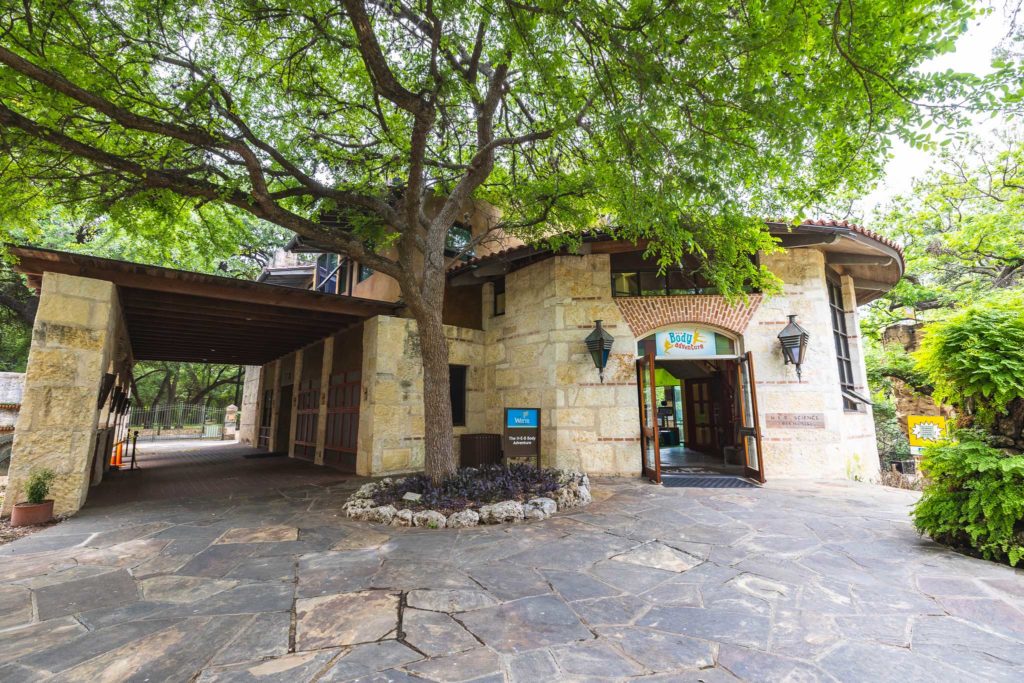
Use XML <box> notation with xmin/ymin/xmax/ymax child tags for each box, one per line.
<box><xmin>908</xmin><ymin>415</ymin><xmax>947</xmax><ymax>451</ymax></box>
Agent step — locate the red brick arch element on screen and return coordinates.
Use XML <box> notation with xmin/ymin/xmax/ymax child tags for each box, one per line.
<box><xmin>614</xmin><ymin>295</ymin><xmax>762</xmax><ymax>338</ymax></box>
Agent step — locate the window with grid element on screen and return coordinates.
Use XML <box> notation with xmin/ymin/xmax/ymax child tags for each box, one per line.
<box><xmin>609</xmin><ymin>252</ymin><xmax>758</xmax><ymax>297</ymax></box>
<box><xmin>828</xmin><ymin>278</ymin><xmax>859</xmax><ymax>411</ymax></box>
<box><xmin>314</xmin><ymin>254</ymin><xmax>351</xmax><ymax>295</ymax></box>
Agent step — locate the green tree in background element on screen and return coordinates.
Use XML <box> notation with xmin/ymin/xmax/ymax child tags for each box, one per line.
<box><xmin>0</xmin><ymin>214</ymin><xmax>287</xmax><ymax>387</ymax></box>
<box><xmin>133</xmin><ymin>362</ymin><xmax>243</xmax><ymax>411</ymax></box>
<box><xmin>862</xmin><ymin>132</ymin><xmax>1024</xmax><ymax>405</ymax></box>
<box><xmin>866</xmin><ymin>132</ymin><xmax>1024</xmax><ymax>330</ymax></box>
<box><xmin>0</xmin><ymin>0</ymin><xmax>985</xmax><ymax>480</ymax></box>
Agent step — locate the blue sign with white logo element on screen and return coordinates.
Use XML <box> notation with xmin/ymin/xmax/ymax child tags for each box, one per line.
<box><xmin>506</xmin><ymin>408</ymin><xmax>539</xmax><ymax>429</ymax></box>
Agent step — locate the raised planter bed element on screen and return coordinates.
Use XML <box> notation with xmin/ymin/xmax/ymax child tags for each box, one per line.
<box><xmin>342</xmin><ymin>464</ymin><xmax>591</xmax><ymax>529</ymax></box>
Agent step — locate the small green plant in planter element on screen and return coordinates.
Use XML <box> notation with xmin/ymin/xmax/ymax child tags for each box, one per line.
<box><xmin>26</xmin><ymin>468</ymin><xmax>56</xmax><ymax>504</ymax></box>
<box><xmin>11</xmin><ymin>468</ymin><xmax>57</xmax><ymax>527</ymax></box>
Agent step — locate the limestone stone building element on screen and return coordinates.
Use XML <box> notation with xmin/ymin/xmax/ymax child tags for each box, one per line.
<box><xmin>240</xmin><ymin>219</ymin><xmax>900</xmax><ymax>484</ymax></box>
<box><xmin>2</xmin><ymin>218</ymin><xmax>901</xmax><ymax>516</ymax></box>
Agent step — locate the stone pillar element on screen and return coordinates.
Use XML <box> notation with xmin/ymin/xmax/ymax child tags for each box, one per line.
<box><xmin>288</xmin><ymin>351</ymin><xmax>303</xmax><ymax>458</ymax></box>
<box><xmin>268</xmin><ymin>359</ymin><xmax>282</xmax><ymax>452</ymax></box>
<box><xmin>314</xmin><ymin>337</ymin><xmax>334</xmax><ymax>465</ymax></box>
<box><xmin>2</xmin><ymin>273</ymin><xmax>124</xmax><ymax>517</ymax></box>
<box><xmin>841</xmin><ymin>274</ymin><xmax>871</xmax><ymax>399</ymax></box>
<box><xmin>238</xmin><ymin>365</ymin><xmax>261</xmax><ymax>445</ymax></box>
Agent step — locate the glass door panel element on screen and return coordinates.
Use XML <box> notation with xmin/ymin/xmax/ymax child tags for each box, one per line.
<box><xmin>636</xmin><ymin>353</ymin><xmax>661</xmax><ymax>483</ymax></box>
<box><xmin>737</xmin><ymin>351</ymin><xmax>765</xmax><ymax>483</ymax></box>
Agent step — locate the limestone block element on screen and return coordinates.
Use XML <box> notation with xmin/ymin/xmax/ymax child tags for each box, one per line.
<box><xmin>447</xmin><ymin>510</ymin><xmax>479</xmax><ymax>528</ymax></box>
<box><xmin>409</xmin><ymin>448</ymin><xmax>425</xmax><ymax>469</ymax></box>
<box><xmin>24</xmin><ymin>349</ymin><xmax>79</xmax><ymax>386</ymax></box>
<box><xmin>35</xmin><ymin>295</ymin><xmax>96</xmax><ymax>328</ymax></box>
<box><xmin>517</xmin><ymin>366</ymin><xmax>552</xmax><ymax>387</ymax></box>
<box><xmin>597</xmin><ymin>408</ymin><xmax>641</xmax><ymax>438</ymax></box>
<box><xmin>368</xmin><ymin>506</ymin><xmax>398</xmax><ymax>525</ymax></box>
<box><xmin>550</xmin><ymin>408</ymin><xmax>595</xmax><ymax>428</ymax></box>
<box><xmin>569</xmin><ymin>386</ymin><xmax>618</xmax><ymax>408</ymax></box>
<box><xmin>413</xmin><ymin>510</ymin><xmax>447</xmax><ymax>528</ymax></box>
<box><xmin>478</xmin><ymin>501</ymin><xmax>525</xmax><ymax>524</ymax></box>
<box><xmin>53</xmin><ymin>274</ymin><xmax>115</xmax><ymax>301</ymax></box>
<box><xmin>494</xmin><ymin>368</ymin><xmax>519</xmax><ymax>389</ymax></box>
<box><xmin>37</xmin><ymin>324</ymin><xmax>106</xmax><ymax>352</ymax></box>
<box><xmin>380</xmin><ymin>448</ymin><xmax>411</xmax><ymax>472</ymax></box>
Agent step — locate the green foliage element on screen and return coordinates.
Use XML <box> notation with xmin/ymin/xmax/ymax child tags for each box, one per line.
<box><xmin>0</xmin><ymin>308</ymin><xmax>29</xmax><ymax>372</ymax></box>
<box><xmin>871</xmin><ymin>391</ymin><xmax>911</xmax><ymax>462</ymax></box>
<box><xmin>133</xmin><ymin>362</ymin><xmax>243</xmax><ymax>410</ymax></box>
<box><xmin>0</xmin><ymin>0</ymin><xmax>985</xmax><ymax>296</ymax></box>
<box><xmin>863</xmin><ymin>132</ymin><xmax>1024</xmax><ymax>336</ymax></box>
<box><xmin>915</xmin><ymin>291</ymin><xmax>1024</xmax><ymax>425</ymax></box>
<box><xmin>913</xmin><ymin>436</ymin><xmax>1024</xmax><ymax>566</ymax></box>
<box><xmin>24</xmin><ymin>468</ymin><xmax>56</xmax><ymax>505</ymax></box>
<box><xmin>865</xmin><ymin>341</ymin><xmax>931</xmax><ymax>395</ymax></box>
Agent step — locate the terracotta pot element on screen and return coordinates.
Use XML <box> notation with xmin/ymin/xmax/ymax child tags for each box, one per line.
<box><xmin>10</xmin><ymin>500</ymin><xmax>54</xmax><ymax>527</ymax></box>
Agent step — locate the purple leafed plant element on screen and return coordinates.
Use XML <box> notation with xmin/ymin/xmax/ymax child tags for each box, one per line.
<box><xmin>373</xmin><ymin>464</ymin><xmax>561</xmax><ymax>514</ymax></box>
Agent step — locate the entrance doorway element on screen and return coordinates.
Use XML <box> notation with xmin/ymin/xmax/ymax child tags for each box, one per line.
<box><xmin>636</xmin><ymin>328</ymin><xmax>764</xmax><ymax>484</ymax></box>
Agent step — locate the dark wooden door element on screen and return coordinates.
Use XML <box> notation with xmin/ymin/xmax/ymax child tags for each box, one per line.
<box><xmin>636</xmin><ymin>353</ymin><xmax>661</xmax><ymax>483</ymax></box>
<box><xmin>685</xmin><ymin>378</ymin><xmax>715</xmax><ymax>451</ymax></box>
<box><xmin>293</xmin><ymin>379</ymin><xmax>320</xmax><ymax>462</ymax></box>
<box><xmin>275</xmin><ymin>385</ymin><xmax>292</xmax><ymax>454</ymax></box>
<box><xmin>324</xmin><ymin>370</ymin><xmax>361</xmax><ymax>473</ymax></box>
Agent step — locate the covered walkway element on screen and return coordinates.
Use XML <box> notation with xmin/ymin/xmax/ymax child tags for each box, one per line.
<box><xmin>86</xmin><ymin>441</ymin><xmax>354</xmax><ymax>509</ymax></box>
<box><xmin>3</xmin><ymin>246</ymin><xmax>397</xmax><ymax>518</ymax></box>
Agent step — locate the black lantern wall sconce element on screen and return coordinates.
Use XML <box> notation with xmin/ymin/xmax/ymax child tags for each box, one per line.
<box><xmin>585</xmin><ymin>320</ymin><xmax>614</xmax><ymax>383</ymax></box>
<box><xmin>777</xmin><ymin>314</ymin><xmax>810</xmax><ymax>381</ymax></box>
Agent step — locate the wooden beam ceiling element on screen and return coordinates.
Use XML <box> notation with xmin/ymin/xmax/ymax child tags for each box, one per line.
<box><xmin>9</xmin><ymin>246</ymin><xmax>399</xmax><ymax>366</ymax></box>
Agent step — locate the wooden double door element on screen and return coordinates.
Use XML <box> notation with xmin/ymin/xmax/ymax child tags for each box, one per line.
<box><xmin>637</xmin><ymin>352</ymin><xmax>765</xmax><ymax>484</ymax></box>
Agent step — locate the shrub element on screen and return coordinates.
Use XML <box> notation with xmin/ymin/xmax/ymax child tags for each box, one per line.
<box><xmin>913</xmin><ymin>436</ymin><xmax>1024</xmax><ymax>566</ymax></box>
<box><xmin>25</xmin><ymin>468</ymin><xmax>56</xmax><ymax>505</ymax></box>
<box><xmin>915</xmin><ymin>292</ymin><xmax>1024</xmax><ymax>427</ymax></box>
<box><xmin>373</xmin><ymin>464</ymin><xmax>562</xmax><ymax>514</ymax></box>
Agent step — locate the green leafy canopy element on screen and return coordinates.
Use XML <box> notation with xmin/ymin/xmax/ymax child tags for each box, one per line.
<box><xmin>0</xmin><ymin>0</ymin><xmax>983</xmax><ymax>297</ymax></box>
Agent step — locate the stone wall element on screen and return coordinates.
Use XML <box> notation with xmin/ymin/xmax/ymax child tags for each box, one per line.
<box><xmin>744</xmin><ymin>250</ymin><xmax>879</xmax><ymax>480</ymax></box>
<box><xmin>481</xmin><ymin>255</ymin><xmax>641</xmax><ymax>475</ymax></box>
<box><xmin>358</xmin><ymin>316</ymin><xmax>486</xmax><ymax>476</ymax></box>
<box><xmin>0</xmin><ymin>372</ymin><xmax>24</xmax><ymax>431</ymax></box>
<box><xmin>238</xmin><ymin>366</ymin><xmax>261</xmax><ymax>446</ymax></box>
<box><xmin>2</xmin><ymin>273</ymin><xmax>132</xmax><ymax>516</ymax></box>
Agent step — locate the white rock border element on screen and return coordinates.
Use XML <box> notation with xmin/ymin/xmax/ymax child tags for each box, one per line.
<box><xmin>341</xmin><ymin>471</ymin><xmax>591</xmax><ymax>528</ymax></box>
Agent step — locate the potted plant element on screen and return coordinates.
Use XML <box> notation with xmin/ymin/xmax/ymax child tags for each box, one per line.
<box><xmin>11</xmin><ymin>468</ymin><xmax>56</xmax><ymax>527</ymax></box>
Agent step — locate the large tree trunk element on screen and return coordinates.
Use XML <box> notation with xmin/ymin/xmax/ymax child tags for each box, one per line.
<box><xmin>412</xmin><ymin>301</ymin><xmax>456</xmax><ymax>483</ymax></box>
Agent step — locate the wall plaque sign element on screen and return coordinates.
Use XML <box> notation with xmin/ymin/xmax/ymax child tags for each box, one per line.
<box><xmin>766</xmin><ymin>412</ymin><xmax>826</xmax><ymax>429</ymax></box>
<box><xmin>504</xmin><ymin>408</ymin><xmax>540</xmax><ymax>462</ymax></box>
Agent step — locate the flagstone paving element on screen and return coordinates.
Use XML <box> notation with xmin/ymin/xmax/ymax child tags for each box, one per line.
<box><xmin>1</xmin><ymin>473</ymin><xmax>1023</xmax><ymax>681</ymax></box>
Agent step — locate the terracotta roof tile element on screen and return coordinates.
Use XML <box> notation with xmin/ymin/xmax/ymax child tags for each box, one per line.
<box><xmin>447</xmin><ymin>220</ymin><xmax>903</xmax><ymax>276</ymax></box>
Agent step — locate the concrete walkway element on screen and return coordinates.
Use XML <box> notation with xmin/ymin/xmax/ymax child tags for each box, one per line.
<box><xmin>1</xmin><ymin>448</ymin><xmax>1022</xmax><ymax>681</ymax></box>
<box><xmin>86</xmin><ymin>440</ymin><xmax>353</xmax><ymax>508</ymax></box>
